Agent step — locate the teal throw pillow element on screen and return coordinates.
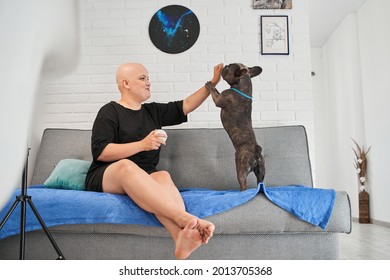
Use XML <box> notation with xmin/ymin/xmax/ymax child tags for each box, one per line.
<box><xmin>44</xmin><ymin>159</ymin><xmax>91</xmax><ymax>191</ymax></box>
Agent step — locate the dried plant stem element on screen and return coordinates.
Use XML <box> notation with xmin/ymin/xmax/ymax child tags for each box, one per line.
<box><xmin>352</xmin><ymin>138</ymin><xmax>371</xmax><ymax>191</ymax></box>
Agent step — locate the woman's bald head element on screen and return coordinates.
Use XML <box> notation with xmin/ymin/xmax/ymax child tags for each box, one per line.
<box><xmin>115</xmin><ymin>63</ymin><xmax>148</xmax><ymax>85</ymax></box>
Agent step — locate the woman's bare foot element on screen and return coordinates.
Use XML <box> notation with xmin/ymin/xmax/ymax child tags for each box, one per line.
<box><xmin>175</xmin><ymin>219</ymin><xmax>203</xmax><ymax>259</ymax></box>
<box><xmin>197</xmin><ymin>219</ymin><xmax>215</xmax><ymax>244</ymax></box>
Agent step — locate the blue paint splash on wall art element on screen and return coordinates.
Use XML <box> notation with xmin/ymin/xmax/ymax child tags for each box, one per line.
<box><xmin>149</xmin><ymin>5</ymin><xmax>200</xmax><ymax>54</ymax></box>
<box><xmin>156</xmin><ymin>10</ymin><xmax>193</xmax><ymax>46</ymax></box>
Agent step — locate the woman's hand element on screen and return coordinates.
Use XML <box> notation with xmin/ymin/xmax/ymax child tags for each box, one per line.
<box><xmin>97</xmin><ymin>130</ymin><xmax>165</xmax><ymax>162</ymax></box>
<box><xmin>140</xmin><ymin>130</ymin><xmax>166</xmax><ymax>151</ymax></box>
<box><xmin>211</xmin><ymin>63</ymin><xmax>224</xmax><ymax>86</ymax></box>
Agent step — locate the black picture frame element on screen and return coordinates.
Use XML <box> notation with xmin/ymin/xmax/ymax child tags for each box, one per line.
<box><xmin>260</xmin><ymin>15</ymin><xmax>289</xmax><ymax>55</ymax></box>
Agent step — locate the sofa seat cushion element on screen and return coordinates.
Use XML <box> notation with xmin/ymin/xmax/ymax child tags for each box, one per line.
<box><xmin>38</xmin><ymin>190</ymin><xmax>350</xmax><ymax>239</ymax></box>
<box><xmin>209</xmin><ymin>191</ymin><xmax>351</xmax><ymax>234</ymax></box>
<box><xmin>1</xmin><ymin>182</ymin><xmax>350</xmax><ymax>240</ymax></box>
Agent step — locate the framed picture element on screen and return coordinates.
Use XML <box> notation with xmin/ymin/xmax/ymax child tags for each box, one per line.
<box><xmin>149</xmin><ymin>5</ymin><xmax>200</xmax><ymax>54</ymax></box>
<box><xmin>260</xmin><ymin>15</ymin><xmax>289</xmax><ymax>55</ymax></box>
<box><xmin>253</xmin><ymin>0</ymin><xmax>292</xmax><ymax>9</ymax></box>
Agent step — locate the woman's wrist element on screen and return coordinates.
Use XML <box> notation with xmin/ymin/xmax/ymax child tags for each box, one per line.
<box><xmin>210</xmin><ymin>80</ymin><xmax>217</xmax><ymax>86</ymax></box>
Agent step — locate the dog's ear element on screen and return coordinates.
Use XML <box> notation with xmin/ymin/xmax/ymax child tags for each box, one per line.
<box><xmin>235</xmin><ymin>68</ymin><xmax>248</xmax><ymax>78</ymax></box>
<box><xmin>249</xmin><ymin>66</ymin><xmax>262</xmax><ymax>78</ymax></box>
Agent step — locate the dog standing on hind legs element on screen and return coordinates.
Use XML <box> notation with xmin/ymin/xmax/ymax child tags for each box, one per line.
<box><xmin>205</xmin><ymin>63</ymin><xmax>265</xmax><ymax>191</ymax></box>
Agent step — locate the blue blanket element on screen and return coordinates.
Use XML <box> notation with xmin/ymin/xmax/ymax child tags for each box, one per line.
<box><xmin>0</xmin><ymin>183</ymin><xmax>335</xmax><ymax>240</ymax></box>
<box><xmin>259</xmin><ymin>184</ymin><xmax>335</xmax><ymax>230</ymax></box>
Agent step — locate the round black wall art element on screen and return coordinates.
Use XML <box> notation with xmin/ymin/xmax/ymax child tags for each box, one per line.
<box><xmin>148</xmin><ymin>5</ymin><xmax>200</xmax><ymax>54</ymax></box>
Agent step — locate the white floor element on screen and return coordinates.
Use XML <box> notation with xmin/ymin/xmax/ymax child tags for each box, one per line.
<box><xmin>339</xmin><ymin>221</ymin><xmax>390</xmax><ymax>259</ymax></box>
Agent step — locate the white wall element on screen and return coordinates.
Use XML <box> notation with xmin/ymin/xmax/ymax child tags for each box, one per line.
<box><xmin>39</xmin><ymin>0</ymin><xmax>315</xmax><ymax>176</ymax></box>
<box><xmin>311</xmin><ymin>14</ymin><xmax>365</xmax><ymax>216</ymax></box>
<box><xmin>310</xmin><ymin>48</ymin><xmax>329</xmax><ymax>188</ymax></box>
<box><xmin>357</xmin><ymin>0</ymin><xmax>390</xmax><ymax>224</ymax></box>
<box><xmin>312</xmin><ymin>0</ymin><xmax>390</xmax><ymax>224</ymax></box>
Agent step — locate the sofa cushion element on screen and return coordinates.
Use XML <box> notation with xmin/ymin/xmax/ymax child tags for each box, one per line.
<box><xmin>159</xmin><ymin>126</ymin><xmax>314</xmax><ymax>190</ymax></box>
<box><xmin>44</xmin><ymin>190</ymin><xmax>351</xmax><ymax>238</ymax></box>
<box><xmin>32</xmin><ymin>126</ymin><xmax>313</xmax><ymax>190</ymax></box>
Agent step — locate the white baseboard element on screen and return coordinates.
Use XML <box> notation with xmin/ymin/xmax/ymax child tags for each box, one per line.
<box><xmin>352</xmin><ymin>217</ymin><xmax>390</xmax><ymax>228</ymax></box>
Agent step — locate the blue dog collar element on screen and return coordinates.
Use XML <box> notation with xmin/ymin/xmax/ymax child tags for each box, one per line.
<box><xmin>231</xmin><ymin>87</ymin><xmax>253</xmax><ymax>100</ymax></box>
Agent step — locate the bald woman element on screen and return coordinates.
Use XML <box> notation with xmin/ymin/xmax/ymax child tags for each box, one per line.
<box><xmin>85</xmin><ymin>62</ymin><xmax>223</xmax><ymax>259</ymax></box>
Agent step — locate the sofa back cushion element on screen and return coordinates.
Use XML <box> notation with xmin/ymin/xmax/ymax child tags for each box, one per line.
<box><xmin>31</xmin><ymin>126</ymin><xmax>313</xmax><ymax>190</ymax></box>
<box><xmin>159</xmin><ymin>126</ymin><xmax>313</xmax><ymax>190</ymax></box>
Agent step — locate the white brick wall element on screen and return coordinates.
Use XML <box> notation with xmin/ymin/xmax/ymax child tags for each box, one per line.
<box><xmin>43</xmin><ymin>0</ymin><xmax>315</xmax><ymax>170</ymax></box>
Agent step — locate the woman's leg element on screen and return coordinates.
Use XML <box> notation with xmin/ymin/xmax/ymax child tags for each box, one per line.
<box><xmin>150</xmin><ymin>171</ymin><xmax>213</xmax><ymax>259</ymax></box>
<box><xmin>102</xmin><ymin>159</ymin><xmax>215</xmax><ymax>258</ymax></box>
<box><xmin>149</xmin><ymin>171</ymin><xmax>214</xmax><ymax>242</ymax></box>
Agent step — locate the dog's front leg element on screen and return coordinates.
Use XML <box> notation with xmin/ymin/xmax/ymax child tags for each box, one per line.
<box><xmin>205</xmin><ymin>81</ymin><xmax>224</xmax><ymax>108</ymax></box>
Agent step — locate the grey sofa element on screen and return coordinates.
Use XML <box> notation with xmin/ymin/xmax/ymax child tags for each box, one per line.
<box><xmin>0</xmin><ymin>125</ymin><xmax>351</xmax><ymax>259</ymax></box>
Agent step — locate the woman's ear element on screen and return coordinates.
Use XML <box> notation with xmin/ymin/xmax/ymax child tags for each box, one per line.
<box><xmin>121</xmin><ymin>79</ymin><xmax>130</xmax><ymax>89</ymax></box>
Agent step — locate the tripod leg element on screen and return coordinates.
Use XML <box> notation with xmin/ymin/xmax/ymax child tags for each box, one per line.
<box><xmin>0</xmin><ymin>196</ymin><xmax>28</xmax><ymax>259</ymax></box>
<box><xmin>0</xmin><ymin>199</ymin><xmax>20</xmax><ymax>229</ymax></box>
<box><xmin>20</xmin><ymin>198</ymin><xmax>27</xmax><ymax>260</ymax></box>
<box><xmin>1</xmin><ymin>149</ymin><xmax>65</xmax><ymax>260</ymax></box>
<box><xmin>26</xmin><ymin>197</ymin><xmax>65</xmax><ymax>260</ymax></box>
<box><xmin>0</xmin><ymin>198</ymin><xmax>27</xmax><ymax>260</ymax></box>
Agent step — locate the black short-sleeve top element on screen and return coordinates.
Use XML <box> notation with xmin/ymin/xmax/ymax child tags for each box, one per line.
<box><xmin>87</xmin><ymin>100</ymin><xmax>187</xmax><ymax>183</ymax></box>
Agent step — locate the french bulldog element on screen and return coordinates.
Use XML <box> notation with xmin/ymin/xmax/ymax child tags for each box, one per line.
<box><xmin>205</xmin><ymin>63</ymin><xmax>265</xmax><ymax>191</ymax></box>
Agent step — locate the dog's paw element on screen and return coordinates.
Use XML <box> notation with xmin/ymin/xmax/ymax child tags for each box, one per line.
<box><xmin>205</xmin><ymin>81</ymin><xmax>214</xmax><ymax>91</ymax></box>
